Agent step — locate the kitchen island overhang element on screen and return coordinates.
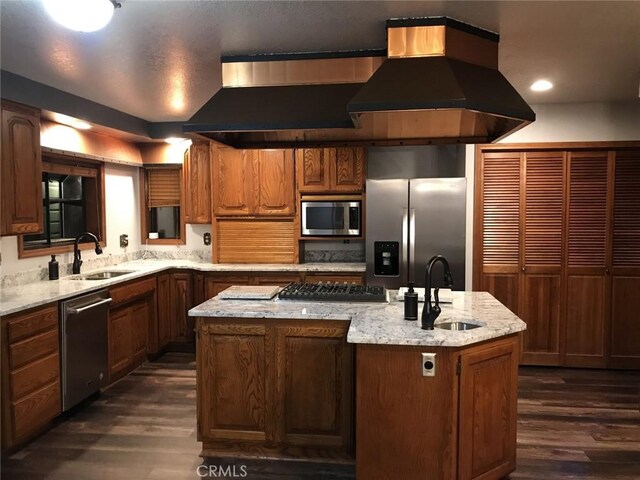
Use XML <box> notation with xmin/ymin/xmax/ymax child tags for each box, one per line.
<box><xmin>189</xmin><ymin>291</ymin><xmax>526</xmax><ymax>480</ymax></box>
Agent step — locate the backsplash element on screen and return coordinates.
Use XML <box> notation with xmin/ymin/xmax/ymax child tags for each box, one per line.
<box><xmin>303</xmin><ymin>249</ymin><xmax>365</xmax><ymax>263</ymax></box>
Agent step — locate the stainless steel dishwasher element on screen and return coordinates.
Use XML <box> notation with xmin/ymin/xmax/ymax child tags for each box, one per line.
<box><xmin>60</xmin><ymin>289</ymin><xmax>111</xmax><ymax>411</ymax></box>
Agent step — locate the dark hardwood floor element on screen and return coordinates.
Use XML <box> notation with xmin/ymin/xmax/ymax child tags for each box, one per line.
<box><xmin>2</xmin><ymin>354</ymin><xmax>639</xmax><ymax>480</ymax></box>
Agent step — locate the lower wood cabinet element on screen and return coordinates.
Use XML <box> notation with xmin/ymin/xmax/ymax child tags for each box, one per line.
<box><xmin>197</xmin><ymin>318</ymin><xmax>353</xmax><ymax>458</ymax></box>
<box><xmin>1</xmin><ymin>303</ymin><xmax>61</xmax><ymax>452</ymax></box>
<box><xmin>356</xmin><ymin>335</ymin><xmax>519</xmax><ymax>480</ymax></box>
<box><xmin>157</xmin><ymin>272</ymin><xmax>194</xmax><ymax>349</ymax></box>
<box><xmin>108</xmin><ymin>278</ymin><xmax>156</xmax><ymax>382</ymax></box>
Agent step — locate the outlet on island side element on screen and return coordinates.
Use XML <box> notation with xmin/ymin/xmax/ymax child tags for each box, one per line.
<box><xmin>203</xmin><ymin>232</ymin><xmax>211</xmax><ymax>246</ymax></box>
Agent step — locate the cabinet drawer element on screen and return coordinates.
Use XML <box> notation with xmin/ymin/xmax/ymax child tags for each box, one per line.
<box><xmin>9</xmin><ymin>329</ymin><xmax>59</xmax><ymax>370</ymax></box>
<box><xmin>110</xmin><ymin>277</ymin><xmax>156</xmax><ymax>306</ymax></box>
<box><xmin>10</xmin><ymin>352</ymin><xmax>60</xmax><ymax>399</ymax></box>
<box><xmin>7</xmin><ymin>304</ymin><xmax>57</xmax><ymax>343</ymax></box>
<box><xmin>12</xmin><ymin>381</ymin><xmax>61</xmax><ymax>442</ymax></box>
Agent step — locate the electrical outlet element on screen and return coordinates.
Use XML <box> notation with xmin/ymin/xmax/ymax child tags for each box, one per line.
<box><xmin>422</xmin><ymin>353</ymin><xmax>436</xmax><ymax>377</ymax></box>
<box><xmin>203</xmin><ymin>232</ymin><xmax>211</xmax><ymax>246</ymax></box>
<box><xmin>120</xmin><ymin>234</ymin><xmax>129</xmax><ymax>248</ymax></box>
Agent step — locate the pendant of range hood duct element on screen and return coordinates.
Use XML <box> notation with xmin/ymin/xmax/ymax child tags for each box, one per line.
<box><xmin>184</xmin><ymin>17</ymin><xmax>534</xmax><ymax>147</ymax></box>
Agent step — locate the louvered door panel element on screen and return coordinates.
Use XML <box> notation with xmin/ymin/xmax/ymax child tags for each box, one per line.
<box><xmin>524</xmin><ymin>152</ymin><xmax>564</xmax><ymax>267</ymax></box>
<box><xmin>481</xmin><ymin>153</ymin><xmax>520</xmax><ymax>268</ymax></box>
<box><xmin>613</xmin><ymin>150</ymin><xmax>640</xmax><ymax>267</ymax></box>
<box><xmin>568</xmin><ymin>152</ymin><xmax>608</xmax><ymax>267</ymax></box>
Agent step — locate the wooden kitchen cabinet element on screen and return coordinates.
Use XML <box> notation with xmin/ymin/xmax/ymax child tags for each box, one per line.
<box><xmin>356</xmin><ymin>335</ymin><xmax>519</xmax><ymax>480</ymax></box>
<box><xmin>213</xmin><ymin>148</ymin><xmax>295</xmax><ymax>217</ymax></box>
<box><xmin>296</xmin><ymin>147</ymin><xmax>365</xmax><ymax>194</ymax></box>
<box><xmin>108</xmin><ymin>278</ymin><xmax>155</xmax><ymax>381</ymax></box>
<box><xmin>156</xmin><ymin>272</ymin><xmax>194</xmax><ymax>348</ymax></box>
<box><xmin>1</xmin><ymin>303</ymin><xmax>61</xmax><ymax>452</ymax></box>
<box><xmin>1</xmin><ymin>100</ymin><xmax>43</xmax><ymax>236</ymax></box>
<box><xmin>183</xmin><ymin>141</ymin><xmax>212</xmax><ymax>224</ymax></box>
<box><xmin>475</xmin><ymin>144</ymin><xmax>640</xmax><ymax>369</ymax></box>
<box><xmin>197</xmin><ymin>318</ymin><xmax>353</xmax><ymax>457</ymax></box>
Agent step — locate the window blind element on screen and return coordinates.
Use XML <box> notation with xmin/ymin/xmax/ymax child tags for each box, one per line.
<box><xmin>147</xmin><ymin>168</ymin><xmax>181</xmax><ymax>207</ymax></box>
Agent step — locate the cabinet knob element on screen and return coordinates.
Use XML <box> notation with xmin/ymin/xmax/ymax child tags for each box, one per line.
<box><xmin>521</xmin><ymin>267</ymin><xmax>526</xmax><ymax>273</ymax></box>
<box><xmin>605</xmin><ymin>268</ymin><xmax>610</xmax><ymax>275</ymax></box>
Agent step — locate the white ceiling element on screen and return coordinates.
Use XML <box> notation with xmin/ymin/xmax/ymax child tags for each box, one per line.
<box><xmin>1</xmin><ymin>1</ymin><xmax>639</xmax><ymax>122</ymax></box>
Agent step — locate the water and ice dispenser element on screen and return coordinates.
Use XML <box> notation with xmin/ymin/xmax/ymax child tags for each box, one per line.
<box><xmin>374</xmin><ymin>241</ymin><xmax>399</xmax><ymax>277</ymax></box>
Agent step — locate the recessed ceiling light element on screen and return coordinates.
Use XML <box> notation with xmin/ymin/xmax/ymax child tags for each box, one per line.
<box><xmin>51</xmin><ymin>112</ymin><xmax>92</xmax><ymax>130</ymax></box>
<box><xmin>42</xmin><ymin>0</ymin><xmax>120</xmax><ymax>33</ymax></box>
<box><xmin>165</xmin><ymin>137</ymin><xmax>189</xmax><ymax>145</ymax></box>
<box><xmin>530</xmin><ymin>80</ymin><xmax>553</xmax><ymax>92</ymax></box>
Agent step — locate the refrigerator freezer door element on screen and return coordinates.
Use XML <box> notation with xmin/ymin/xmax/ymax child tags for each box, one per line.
<box><xmin>409</xmin><ymin>178</ymin><xmax>466</xmax><ymax>290</ymax></box>
<box><xmin>366</xmin><ymin>179</ymin><xmax>409</xmax><ymax>288</ymax></box>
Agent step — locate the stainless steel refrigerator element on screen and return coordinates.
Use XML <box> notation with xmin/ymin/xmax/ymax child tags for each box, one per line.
<box><xmin>366</xmin><ymin>178</ymin><xmax>466</xmax><ymax>290</ymax></box>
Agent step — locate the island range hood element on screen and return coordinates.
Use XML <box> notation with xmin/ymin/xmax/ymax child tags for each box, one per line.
<box><xmin>184</xmin><ymin>17</ymin><xmax>535</xmax><ymax>147</ymax></box>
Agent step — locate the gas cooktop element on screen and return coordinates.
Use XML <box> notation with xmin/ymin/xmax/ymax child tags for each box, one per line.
<box><xmin>278</xmin><ymin>282</ymin><xmax>387</xmax><ymax>303</ymax></box>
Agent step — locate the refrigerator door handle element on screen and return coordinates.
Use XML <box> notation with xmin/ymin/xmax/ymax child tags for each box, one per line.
<box><xmin>402</xmin><ymin>208</ymin><xmax>409</xmax><ymax>285</ymax></box>
<box><xmin>409</xmin><ymin>208</ymin><xmax>416</xmax><ymax>283</ymax></box>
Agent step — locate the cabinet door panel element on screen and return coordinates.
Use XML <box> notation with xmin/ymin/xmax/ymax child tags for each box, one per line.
<box><xmin>459</xmin><ymin>338</ymin><xmax>518</xmax><ymax>480</ymax></box>
<box><xmin>332</xmin><ymin>147</ymin><xmax>365</xmax><ymax>192</ymax></box>
<box><xmin>481</xmin><ymin>273</ymin><xmax>519</xmax><ymax>315</ymax></box>
<box><xmin>613</xmin><ymin>151</ymin><xmax>640</xmax><ymax>268</ymax></box>
<box><xmin>610</xmin><ymin>276</ymin><xmax>640</xmax><ymax>366</ymax></box>
<box><xmin>157</xmin><ymin>274</ymin><xmax>171</xmax><ymax>349</ymax></box>
<box><xmin>171</xmin><ymin>273</ymin><xmax>193</xmax><ymax>343</ymax></box>
<box><xmin>1</xmin><ymin>104</ymin><xmax>43</xmax><ymax>235</ymax></box>
<box><xmin>253</xmin><ymin>274</ymin><xmax>301</xmax><ymax>286</ymax></box>
<box><xmin>296</xmin><ymin>148</ymin><xmax>332</xmax><ymax>193</ymax></box>
<box><xmin>204</xmin><ymin>276</ymin><xmax>251</xmax><ymax>301</ymax></box>
<box><xmin>184</xmin><ymin>142</ymin><xmax>211</xmax><ymax>223</ymax></box>
<box><xmin>199</xmin><ymin>324</ymin><xmax>269</xmax><ymax>442</ymax></box>
<box><xmin>130</xmin><ymin>301</ymin><xmax>149</xmax><ymax>362</ymax></box>
<box><xmin>521</xmin><ymin>275</ymin><xmax>561</xmax><ymax>365</ymax></box>
<box><xmin>276</xmin><ymin>325</ymin><xmax>352</xmax><ymax>448</ymax></box>
<box><xmin>254</xmin><ymin>149</ymin><xmax>294</xmax><ymax>216</ymax></box>
<box><xmin>213</xmin><ymin>148</ymin><xmax>253</xmax><ymax>215</ymax></box>
<box><xmin>108</xmin><ymin>308</ymin><xmax>131</xmax><ymax>377</ymax></box>
<box><xmin>565</xmin><ymin>275</ymin><xmax>606</xmax><ymax>366</ymax></box>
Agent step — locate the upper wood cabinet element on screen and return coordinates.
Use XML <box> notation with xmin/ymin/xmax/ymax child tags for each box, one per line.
<box><xmin>1</xmin><ymin>101</ymin><xmax>43</xmax><ymax>236</ymax></box>
<box><xmin>183</xmin><ymin>141</ymin><xmax>212</xmax><ymax>224</ymax></box>
<box><xmin>213</xmin><ymin>148</ymin><xmax>294</xmax><ymax>216</ymax></box>
<box><xmin>296</xmin><ymin>147</ymin><xmax>366</xmax><ymax>193</ymax></box>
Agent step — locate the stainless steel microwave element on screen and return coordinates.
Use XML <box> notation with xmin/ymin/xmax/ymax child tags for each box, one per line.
<box><xmin>301</xmin><ymin>201</ymin><xmax>361</xmax><ymax>236</ymax></box>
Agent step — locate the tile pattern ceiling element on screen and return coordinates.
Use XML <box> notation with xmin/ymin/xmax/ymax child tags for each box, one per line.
<box><xmin>1</xmin><ymin>0</ymin><xmax>638</xmax><ymax>122</ymax></box>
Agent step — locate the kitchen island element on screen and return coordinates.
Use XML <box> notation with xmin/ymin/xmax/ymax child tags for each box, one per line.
<box><xmin>189</xmin><ymin>291</ymin><xmax>526</xmax><ymax>480</ymax></box>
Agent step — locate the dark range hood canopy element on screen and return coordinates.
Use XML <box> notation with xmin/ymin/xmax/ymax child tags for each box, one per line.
<box><xmin>185</xmin><ymin>17</ymin><xmax>535</xmax><ymax>147</ymax></box>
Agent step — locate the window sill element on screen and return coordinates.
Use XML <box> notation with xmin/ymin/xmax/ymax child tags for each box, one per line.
<box><xmin>144</xmin><ymin>238</ymin><xmax>186</xmax><ymax>246</ymax></box>
<box><xmin>18</xmin><ymin>239</ymin><xmax>107</xmax><ymax>259</ymax></box>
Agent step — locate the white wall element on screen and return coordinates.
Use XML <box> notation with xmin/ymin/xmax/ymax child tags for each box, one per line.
<box><xmin>464</xmin><ymin>101</ymin><xmax>640</xmax><ymax>291</ymax></box>
<box><xmin>0</xmin><ymin>163</ymin><xmax>141</xmax><ymax>275</ymax></box>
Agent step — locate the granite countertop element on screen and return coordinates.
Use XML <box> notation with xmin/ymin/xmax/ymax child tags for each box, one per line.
<box><xmin>0</xmin><ymin>260</ymin><xmax>365</xmax><ymax>317</ymax></box>
<box><xmin>189</xmin><ymin>291</ymin><xmax>527</xmax><ymax>347</ymax></box>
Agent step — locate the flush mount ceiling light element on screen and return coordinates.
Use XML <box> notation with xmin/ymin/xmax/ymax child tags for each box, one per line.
<box><xmin>164</xmin><ymin>137</ymin><xmax>189</xmax><ymax>144</ymax></box>
<box><xmin>530</xmin><ymin>79</ymin><xmax>553</xmax><ymax>92</ymax></box>
<box><xmin>42</xmin><ymin>0</ymin><xmax>121</xmax><ymax>32</ymax></box>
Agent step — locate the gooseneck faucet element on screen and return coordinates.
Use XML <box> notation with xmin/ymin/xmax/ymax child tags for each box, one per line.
<box><xmin>421</xmin><ymin>255</ymin><xmax>453</xmax><ymax>330</ymax></box>
<box><xmin>72</xmin><ymin>232</ymin><xmax>103</xmax><ymax>274</ymax></box>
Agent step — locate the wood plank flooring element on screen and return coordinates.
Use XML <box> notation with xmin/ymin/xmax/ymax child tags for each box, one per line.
<box><xmin>2</xmin><ymin>354</ymin><xmax>639</xmax><ymax>479</ymax></box>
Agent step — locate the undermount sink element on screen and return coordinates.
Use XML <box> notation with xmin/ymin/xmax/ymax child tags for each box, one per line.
<box><xmin>435</xmin><ymin>321</ymin><xmax>482</xmax><ymax>331</ymax></box>
<box><xmin>72</xmin><ymin>270</ymin><xmax>135</xmax><ymax>280</ymax></box>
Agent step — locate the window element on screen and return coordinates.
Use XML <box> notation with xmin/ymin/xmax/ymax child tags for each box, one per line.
<box><xmin>141</xmin><ymin>167</ymin><xmax>185</xmax><ymax>244</ymax></box>
<box><xmin>20</xmin><ymin>156</ymin><xmax>105</xmax><ymax>258</ymax></box>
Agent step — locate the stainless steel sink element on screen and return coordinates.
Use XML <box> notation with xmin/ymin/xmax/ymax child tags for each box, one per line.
<box><xmin>72</xmin><ymin>270</ymin><xmax>135</xmax><ymax>280</ymax></box>
<box><xmin>435</xmin><ymin>321</ymin><xmax>482</xmax><ymax>331</ymax></box>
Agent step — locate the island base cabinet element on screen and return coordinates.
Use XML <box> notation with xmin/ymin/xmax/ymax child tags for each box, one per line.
<box><xmin>356</xmin><ymin>335</ymin><xmax>519</xmax><ymax>480</ymax></box>
<box><xmin>197</xmin><ymin>318</ymin><xmax>353</xmax><ymax>460</ymax></box>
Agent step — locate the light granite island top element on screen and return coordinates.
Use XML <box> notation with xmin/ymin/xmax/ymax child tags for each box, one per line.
<box><xmin>189</xmin><ymin>290</ymin><xmax>526</xmax><ymax>347</ymax></box>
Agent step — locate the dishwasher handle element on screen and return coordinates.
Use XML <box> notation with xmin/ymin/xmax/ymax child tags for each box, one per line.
<box><xmin>68</xmin><ymin>298</ymin><xmax>112</xmax><ymax>314</ymax></box>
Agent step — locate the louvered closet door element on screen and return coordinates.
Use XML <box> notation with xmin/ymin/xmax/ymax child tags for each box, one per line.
<box><xmin>479</xmin><ymin>152</ymin><xmax>521</xmax><ymax>315</ymax></box>
<box><xmin>564</xmin><ymin>152</ymin><xmax>610</xmax><ymax>367</ymax></box>
<box><xmin>609</xmin><ymin>150</ymin><xmax>640</xmax><ymax>368</ymax></box>
<box><xmin>520</xmin><ymin>151</ymin><xmax>564</xmax><ymax>365</ymax></box>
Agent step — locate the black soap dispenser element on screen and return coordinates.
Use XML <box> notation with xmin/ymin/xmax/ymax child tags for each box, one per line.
<box><xmin>404</xmin><ymin>282</ymin><xmax>418</xmax><ymax>321</ymax></box>
<box><xmin>48</xmin><ymin>255</ymin><xmax>59</xmax><ymax>280</ymax></box>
